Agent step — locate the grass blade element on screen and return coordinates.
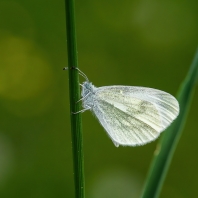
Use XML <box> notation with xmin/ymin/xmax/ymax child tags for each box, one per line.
<box><xmin>141</xmin><ymin>48</ymin><xmax>198</xmax><ymax>198</ymax></box>
<box><xmin>65</xmin><ymin>0</ymin><xmax>85</xmax><ymax>197</ymax></box>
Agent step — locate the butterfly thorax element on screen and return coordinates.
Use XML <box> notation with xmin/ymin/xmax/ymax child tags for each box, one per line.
<box><xmin>81</xmin><ymin>81</ymin><xmax>97</xmax><ymax>109</ymax></box>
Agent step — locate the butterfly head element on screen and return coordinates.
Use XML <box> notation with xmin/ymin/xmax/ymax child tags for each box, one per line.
<box><xmin>81</xmin><ymin>81</ymin><xmax>96</xmax><ymax>97</ymax></box>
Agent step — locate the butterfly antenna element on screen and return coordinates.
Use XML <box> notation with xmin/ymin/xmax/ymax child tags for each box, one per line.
<box><xmin>63</xmin><ymin>67</ymin><xmax>89</xmax><ymax>81</ymax></box>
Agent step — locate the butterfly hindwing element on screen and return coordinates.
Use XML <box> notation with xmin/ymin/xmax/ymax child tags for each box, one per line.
<box><xmin>91</xmin><ymin>86</ymin><xmax>179</xmax><ymax>146</ymax></box>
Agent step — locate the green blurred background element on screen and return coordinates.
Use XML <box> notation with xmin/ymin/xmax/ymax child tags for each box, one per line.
<box><xmin>0</xmin><ymin>0</ymin><xmax>197</xmax><ymax>197</ymax></box>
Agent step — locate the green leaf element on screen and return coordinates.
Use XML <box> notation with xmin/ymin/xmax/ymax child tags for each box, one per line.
<box><xmin>141</xmin><ymin>48</ymin><xmax>198</xmax><ymax>198</ymax></box>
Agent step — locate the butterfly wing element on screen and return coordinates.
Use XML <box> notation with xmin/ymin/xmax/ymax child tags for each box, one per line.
<box><xmin>92</xmin><ymin>86</ymin><xmax>179</xmax><ymax>147</ymax></box>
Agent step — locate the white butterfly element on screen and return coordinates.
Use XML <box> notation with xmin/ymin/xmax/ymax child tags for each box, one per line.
<box><xmin>72</xmin><ymin>68</ymin><xmax>179</xmax><ymax>147</ymax></box>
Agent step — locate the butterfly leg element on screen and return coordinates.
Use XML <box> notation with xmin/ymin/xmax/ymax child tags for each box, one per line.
<box><xmin>76</xmin><ymin>92</ymin><xmax>91</xmax><ymax>103</ymax></box>
<box><xmin>72</xmin><ymin>106</ymin><xmax>91</xmax><ymax>114</ymax></box>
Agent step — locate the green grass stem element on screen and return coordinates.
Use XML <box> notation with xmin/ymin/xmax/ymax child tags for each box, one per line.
<box><xmin>65</xmin><ymin>0</ymin><xmax>85</xmax><ymax>198</ymax></box>
<box><xmin>141</xmin><ymin>48</ymin><xmax>198</xmax><ymax>198</ymax></box>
